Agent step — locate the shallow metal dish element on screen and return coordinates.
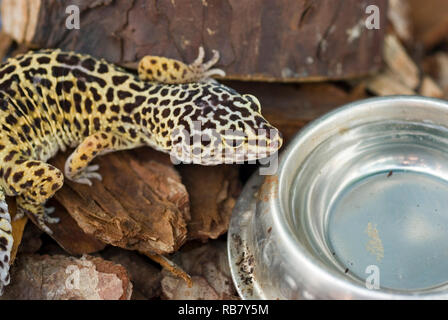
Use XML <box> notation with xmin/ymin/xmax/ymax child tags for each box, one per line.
<box><xmin>228</xmin><ymin>96</ymin><xmax>448</xmax><ymax>299</ymax></box>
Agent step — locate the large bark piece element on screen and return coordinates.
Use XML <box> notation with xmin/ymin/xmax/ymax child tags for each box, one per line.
<box><xmin>1</xmin><ymin>0</ymin><xmax>387</xmax><ymax>82</ymax></box>
<box><xmin>50</xmin><ymin>148</ymin><xmax>190</xmax><ymax>256</ymax></box>
<box><xmin>3</xmin><ymin>254</ymin><xmax>132</xmax><ymax>300</ymax></box>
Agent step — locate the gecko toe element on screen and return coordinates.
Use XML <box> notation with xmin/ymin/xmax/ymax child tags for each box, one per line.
<box><xmin>189</xmin><ymin>47</ymin><xmax>223</xmax><ymax>82</ymax></box>
<box><xmin>43</xmin><ymin>207</ymin><xmax>59</xmax><ymax>224</ymax></box>
<box><xmin>74</xmin><ymin>177</ymin><xmax>93</xmax><ymax>186</ymax></box>
<box><xmin>13</xmin><ymin>210</ymin><xmax>25</xmax><ymax>221</ymax></box>
<box><xmin>69</xmin><ymin>164</ymin><xmax>102</xmax><ymax>185</ymax></box>
<box><xmin>86</xmin><ymin>164</ymin><xmax>100</xmax><ymax>172</ymax></box>
<box><xmin>45</xmin><ymin>216</ymin><xmax>60</xmax><ymax>224</ymax></box>
<box><xmin>45</xmin><ymin>206</ymin><xmax>55</xmax><ymax>214</ymax></box>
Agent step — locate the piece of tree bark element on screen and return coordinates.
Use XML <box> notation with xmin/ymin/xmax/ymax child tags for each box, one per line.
<box><xmin>383</xmin><ymin>34</ymin><xmax>419</xmax><ymax>90</ymax></box>
<box><xmin>101</xmin><ymin>247</ymin><xmax>162</xmax><ymax>299</ymax></box>
<box><xmin>178</xmin><ymin>165</ymin><xmax>241</xmax><ymax>241</ymax></box>
<box><xmin>407</xmin><ymin>0</ymin><xmax>448</xmax><ymax>49</ymax></box>
<box><xmin>2</xmin><ymin>254</ymin><xmax>132</xmax><ymax>300</ymax></box>
<box><xmin>367</xmin><ymin>69</ymin><xmax>415</xmax><ymax>96</ymax></box>
<box><xmin>387</xmin><ymin>0</ymin><xmax>413</xmax><ymax>44</ymax></box>
<box><xmin>0</xmin><ymin>33</ymin><xmax>13</xmax><ymax>60</ymax></box>
<box><xmin>420</xmin><ymin>76</ymin><xmax>444</xmax><ymax>98</ymax></box>
<box><xmin>1</xmin><ymin>0</ymin><xmax>387</xmax><ymax>82</ymax></box>
<box><xmin>366</xmin><ymin>34</ymin><xmax>443</xmax><ymax>98</ymax></box>
<box><xmin>45</xmin><ymin>199</ymin><xmax>107</xmax><ymax>255</ymax></box>
<box><xmin>50</xmin><ymin>148</ymin><xmax>190</xmax><ymax>256</ymax></box>
<box><xmin>161</xmin><ymin>241</ymin><xmax>238</xmax><ymax>300</ymax></box>
<box><xmin>423</xmin><ymin>52</ymin><xmax>448</xmax><ymax>99</ymax></box>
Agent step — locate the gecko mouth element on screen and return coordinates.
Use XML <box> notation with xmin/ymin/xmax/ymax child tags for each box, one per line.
<box><xmin>169</xmin><ymin>132</ymin><xmax>282</xmax><ymax>165</ymax></box>
<box><xmin>169</xmin><ymin>124</ymin><xmax>283</xmax><ymax>165</ymax></box>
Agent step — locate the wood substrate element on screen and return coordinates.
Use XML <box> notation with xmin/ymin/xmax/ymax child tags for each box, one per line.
<box><xmin>1</xmin><ymin>0</ymin><xmax>387</xmax><ymax>82</ymax></box>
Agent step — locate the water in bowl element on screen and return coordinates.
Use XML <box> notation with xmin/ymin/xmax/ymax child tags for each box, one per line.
<box><xmin>328</xmin><ymin>170</ymin><xmax>448</xmax><ymax>290</ymax></box>
<box><xmin>292</xmin><ymin>120</ymin><xmax>448</xmax><ymax>291</ymax></box>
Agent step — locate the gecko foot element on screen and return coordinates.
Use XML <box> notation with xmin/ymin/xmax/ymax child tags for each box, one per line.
<box><xmin>68</xmin><ymin>164</ymin><xmax>103</xmax><ymax>186</ymax></box>
<box><xmin>13</xmin><ymin>210</ymin><xmax>25</xmax><ymax>222</ymax></box>
<box><xmin>36</xmin><ymin>206</ymin><xmax>59</xmax><ymax>234</ymax></box>
<box><xmin>189</xmin><ymin>46</ymin><xmax>226</xmax><ymax>81</ymax></box>
<box><xmin>43</xmin><ymin>207</ymin><xmax>60</xmax><ymax>224</ymax></box>
<box><xmin>17</xmin><ymin>204</ymin><xmax>59</xmax><ymax>235</ymax></box>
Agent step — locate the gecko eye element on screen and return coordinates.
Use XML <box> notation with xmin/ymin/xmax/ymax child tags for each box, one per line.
<box><xmin>222</xmin><ymin>136</ymin><xmax>245</xmax><ymax>148</ymax></box>
<box><xmin>243</xmin><ymin>94</ymin><xmax>261</xmax><ymax>113</ymax></box>
<box><xmin>221</xmin><ymin>130</ymin><xmax>246</xmax><ymax>148</ymax></box>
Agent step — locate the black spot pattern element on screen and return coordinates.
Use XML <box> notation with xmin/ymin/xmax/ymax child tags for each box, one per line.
<box><xmin>0</xmin><ymin>48</ymin><xmax>276</xmax><ymax>203</ymax></box>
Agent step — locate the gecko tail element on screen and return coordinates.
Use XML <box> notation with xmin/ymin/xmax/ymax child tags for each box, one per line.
<box><xmin>0</xmin><ymin>198</ymin><xmax>13</xmax><ymax>294</ymax></box>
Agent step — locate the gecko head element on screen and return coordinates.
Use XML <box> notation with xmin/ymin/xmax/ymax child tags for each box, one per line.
<box><xmin>168</xmin><ymin>84</ymin><xmax>283</xmax><ymax>165</ymax></box>
<box><xmin>217</xmin><ymin>93</ymin><xmax>283</xmax><ymax>162</ymax></box>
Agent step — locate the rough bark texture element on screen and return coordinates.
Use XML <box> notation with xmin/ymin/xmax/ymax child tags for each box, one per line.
<box><xmin>50</xmin><ymin>148</ymin><xmax>190</xmax><ymax>256</ymax></box>
<box><xmin>2</xmin><ymin>254</ymin><xmax>132</xmax><ymax>300</ymax></box>
<box><xmin>178</xmin><ymin>164</ymin><xmax>241</xmax><ymax>241</ymax></box>
<box><xmin>161</xmin><ymin>241</ymin><xmax>238</xmax><ymax>300</ymax></box>
<box><xmin>1</xmin><ymin>0</ymin><xmax>387</xmax><ymax>82</ymax></box>
<box><xmin>45</xmin><ymin>199</ymin><xmax>107</xmax><ymax>255</ymax></box>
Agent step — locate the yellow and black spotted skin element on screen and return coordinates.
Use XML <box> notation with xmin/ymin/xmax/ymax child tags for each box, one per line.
<box><xmin>0</xmin><ymin>47</ymin><xmax>282</xmax><ymax>291</ymax></box>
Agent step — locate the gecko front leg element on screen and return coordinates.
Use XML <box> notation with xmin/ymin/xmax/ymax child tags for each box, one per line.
<box><xmin>2</xmin><ymin>158</ymin><xmax>64</xmax><ymax>234</ymax></box>
<box><xmin>138</xmin><ymin>46</ymin><xmax>225</xmax><ymax>84</ymax></box>
<box><xmin>16</xmin><ymin>197</ymin><xmax>59</xmax><ymax>234</ymax></box>
<box><xmin>65</xmin><ymin>132</ymin><xmax>136</xmax><ymax>186</ymax></box>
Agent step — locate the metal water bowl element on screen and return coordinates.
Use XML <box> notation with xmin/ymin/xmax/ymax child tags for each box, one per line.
<box><xmin>228</xmin><ymin>96</ymin><xmax>448</xmax><ymax>299</ymax></box>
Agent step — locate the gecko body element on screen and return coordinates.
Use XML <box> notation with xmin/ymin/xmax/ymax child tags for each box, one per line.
<box><xmin>0</xmin><ymin>47</ymin><xmax>282</xmax><ymax>292</ymax></box>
